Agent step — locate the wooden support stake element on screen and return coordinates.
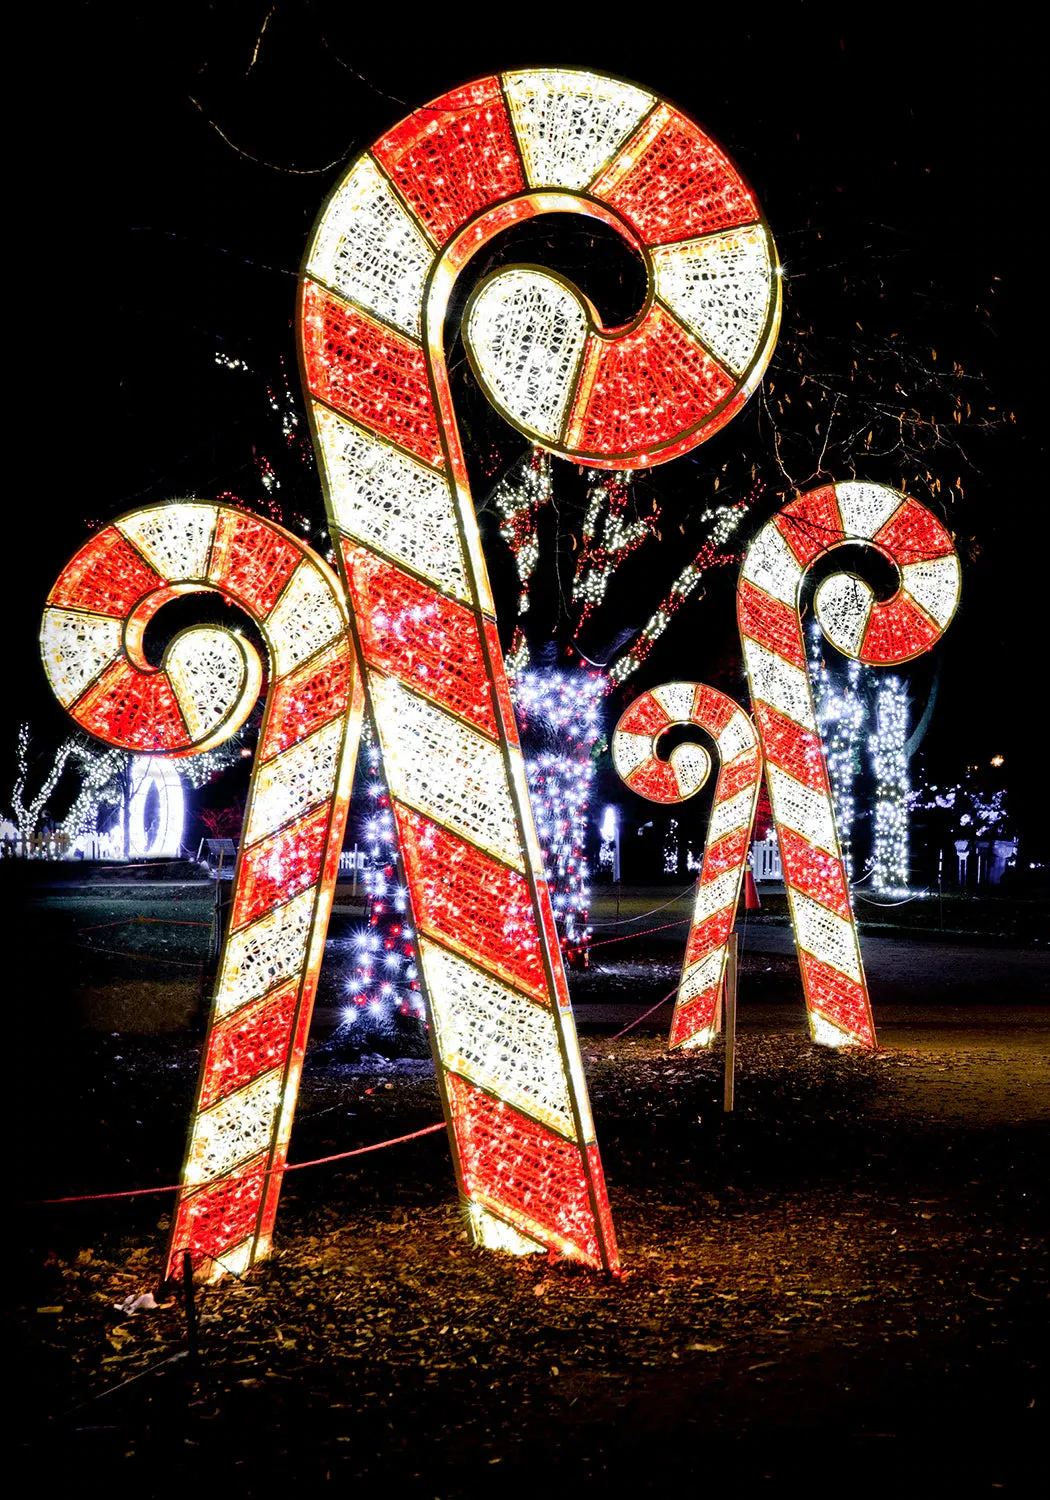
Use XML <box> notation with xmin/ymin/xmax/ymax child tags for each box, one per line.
<box><xmin>723</xmin><ymin>931</ymin><xmax>738</xmax><ymax>1113</ymax></box>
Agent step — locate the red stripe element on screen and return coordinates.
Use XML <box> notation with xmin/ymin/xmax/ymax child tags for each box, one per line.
<box><xmin>694</xmin><ymin>684</ymin><xmax>737</xmax><ymax>736</ymax></box>
<box><xmin>861</xmin><ymin>594</ymin><xmax>941</xmax><ymax>663</ymax></box>
<box><xmin>446</xmin><ymin>1074</ymin><xmax>601</xmax><ymax>1268</ymax></box>
<box><xmin>210</xmin><ymin>511</ymin><xmax>302</xmax><ymax>618</ymax></box>
<box><xmin>231</xmin><ymin>805</ymin><xmax>329</xmax><ymax>931</ymax></box>
<box><xmin>753</xmin><ymin>701</ymin><xmax>828</xmax><ymax>793</ymax></box>
<box><xmin>199</xmin><ymin>983</ymin><xmax>300</xmax><ymax>1111</ymax></box>
<box><xmin>736</xmin><ymin>577</ymin><xmax>806</xmax><ymax>670</ymax></box>
<box><xmin>775</xmin><ymin>485</ymin><xmax>842</xmax><ymax>564</ymax></box>
<box><xmin>777</xmin><ymin>825</ymin><xmax>852</xmax><ymax>921</ymax></box>
<box><xmin>669</xmin><ymin>984</ymin><xmax>721</xmax><ymax>1048</ymax></box>
<box><xmin>798</xmin><ymin>951</ymin><xmax>875</xmax><ymax>1048</ymax></box>
<box><xmin>301</xmin><ymin>283</ymin><xmax>444</xmax><ymax>467</ymax></box>
<box><xmin>49</xmin><ymin>527</ymin><xmax>163</xmax><ymax>616</ymax></box>
<box><xmin>617</xmin><ymin>691</ymin><xmax>669</xmax><ymax>736</ymax></box>
<box><xmin>569</xmin><ymin>303</ymin><xmax>734</xmax><ymax>457</ymax></box>
<box><xmin>603</xmin><ymin>111</ymin><xmax>759</xmax><ymax>244</ymax></box>
<box><xmin>482</xmin><ymin>618</ymin><xmax>521</xmax><ymax>749</ymax></box>
<box><xmin>715</xmin><ymin>745</ymin><xmax>761</xmax><ymax>802</ymax></box>
<box><xmin>168</xmin><ymin>1158</ymin><xmax>267</xmax><ymax>1277</ymax></box>
<box><xmin>394</xmin><ymin>805</ymin><xmax>549</xmax><ymax>1003</ymax></box>
<box><xmin>684</xmin><ymin>907</ymin><xmax>735</xmax><ymax>969</ymax></box>
<box><xmin>75</xmin><ymin>658</ymin><xmax>188</xmax><ymax>752</ymax></box>
<box><xmin>702</xmin><ymin>826</ymin><xmax>750</xmax><ymax>882</ymax></box>
<box><xmin>344</xmin><ymin>544</ymin><xmax>498</xmax><ymax>738</ymax></box>
<box><xmin>372</xmin><ymin>77</ymin><xmax>524</xmax><ymax>245</ymax></box>
<box><xmin>873</xmin><ymin>497</ymin><xmax>954</xmax><ymax>564</ymax></box>
<box><xmin>259</xmin><ymin>641</ymin><xmax>354</xmax><ymax>760</ymax></box>
<box><xmin>628</xmin><ymin>755</ymin><xmax>682</xmax><ymax>803</ymax></box>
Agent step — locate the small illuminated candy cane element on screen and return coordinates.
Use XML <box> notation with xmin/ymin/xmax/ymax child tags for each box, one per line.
<box><xmin>611</xmin><ymin>682</ymin><xmax>762</xmax><ymax>1049</ymax></box>
<box><xmin>41</xmin><ymin>504</ymin><xmax>362</xmax><ymax>1279</ymax></box>
<box><xmin>739</xmin><ymin>481</ymin><xmax>960</xmax><ymax>1048</ymax></box>
<box><xmin>298</xmin><ymin>68</ymin><xmax>780</xmax><ymax>1266</ymax></box>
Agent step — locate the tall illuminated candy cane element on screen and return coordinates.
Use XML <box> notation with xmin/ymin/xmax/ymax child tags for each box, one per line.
<box><xmin>41</xmin><ymin>505</ymin><xmax>362</xmax><ymax>1279</ymax></box>
<box><xmin>298</xmin><ymin>69</ymin><xmax>780</xmax><ymax>1266</ymax></box>
<box><xmin>739</xmin><ymin>481</ymin><xmax>961</xmax><ymax>1048</ymax></box>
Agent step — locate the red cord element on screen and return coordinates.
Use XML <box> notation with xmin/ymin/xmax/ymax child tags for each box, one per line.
<box><xmin>25</xmin><ymin>1123</ymin><xmax>446</xmax><ymax>1206</ymax></box>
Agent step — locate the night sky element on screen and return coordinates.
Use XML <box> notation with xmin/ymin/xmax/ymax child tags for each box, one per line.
<box><xmin>13</xmin><ymin>6</ymin><xmax>1043</xmax><ymax>847</ymax></box>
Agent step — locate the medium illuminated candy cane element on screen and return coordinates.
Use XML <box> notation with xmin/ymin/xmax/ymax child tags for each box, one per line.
<box><xmin>298</xmin><ymin>68</ymin><xmax>780</xmax><ymax>1266</ymax></box>
<box><xmin>739</xmin><ymin>481</ymin><xmax>961</xmax><ymax>1048</ymax></box>
<box><xmin>40</xmin><ymin>504</ymin><xmax>362</xmax><ymax>1279</ymax></box>
<box><xmin>611</xmin><ymin>682</ymin><xmax>762</xmax><ymax>1049</ymax></box>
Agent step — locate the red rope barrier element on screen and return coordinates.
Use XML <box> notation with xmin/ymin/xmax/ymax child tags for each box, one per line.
<box><xmin>588</xmin><ymin>917</ymin><xmax>688</xmax><ymax>950</ymax></box>
<box><xmin>607</xmin><ymin>984</ymin><xmax>679</xmax><ymax>1040</ymax></box>
<box><xmin>24</xmin><ymin>1122</ymin><xmax>446</xmax><ymax>1206</ymax></box>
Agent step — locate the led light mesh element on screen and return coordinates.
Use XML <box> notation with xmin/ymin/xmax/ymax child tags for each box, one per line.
<box><xmin>611</xmin><ymin>683</ymin><xmax>760</xmax><ymax>1050</ymax></box>
<box><xmin>740</xmin><ymin>481</ymin><xmax>960</xmax><ymax>1048</ymax></box>
<box><xmin>40</xmin><ymin>503</ymin><xmax>360</xmax><ymax>1280</ymax></box>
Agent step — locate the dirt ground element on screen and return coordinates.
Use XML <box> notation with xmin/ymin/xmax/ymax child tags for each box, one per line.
<box><xmin>9</xmin><ymin>1006</ymin><xmax>1048</xmax><ymax>1497</ymax></box>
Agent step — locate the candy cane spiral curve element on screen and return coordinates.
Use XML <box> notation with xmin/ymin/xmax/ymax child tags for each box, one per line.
<box><xmin>41</xmin><ymin>503</ymin><xmax>362</xmax><ymax>1279</ymax></box>
<box><xmin>612</xmin><ymin>682</ymin><xmax>762</xmax><ymax>1050</ymax></box>
<box><xmin>299</xmin><ymin>69</ymin><xmax>780</xmax><ymax>1267</ymax></box>
<box><xmin>739</xmin><ymin>481</ymin><xmax>961</xmax><ymax>1049</ymax></box>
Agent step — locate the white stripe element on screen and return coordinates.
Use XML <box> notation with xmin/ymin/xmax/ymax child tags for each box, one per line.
<box><xmin>767</xmin><ymin>763</ymin><xmax>838</xmax><ymax>854</ymax></box>
<box><xmin>215</xmin><ymin>886</ymin><xmax>317</xmax><ymax>1020</ymax></box>
<box><xmin>266</xmin><ymin>563</ymin><xmax>345</xmax><ymax>677</ymax></box>
<box><xmin>691</xmin><ymin>866</ymin><xmax>740</xmax><ymax>924</ymax></box>
<box><xmin>313</xmin><ymin>405</ymin><xmax>470</xmax><ymax>602</ymax></box>
<box><xmin>40</xmin><ymin>608</ymin><xmax>122</xmax><ymax>706</ymax></box>
<box><xmin>902</xmin><ymin>556</ymin><xmax>959</xmax><ymax>629</ymax></box>
<box><xmin>244</xmin><ymin>717</ymin><xmax>344</xmax><ymax>844</ymax></box>
<box><xmin>117</xmin><ymin>503</ymin><xmax>217</xmax><ymax>582</ymax></box>
<box><xmin>184</xmin><ymin>1069</ymin><xmax>282</xmax><ymax>1185</ymax></box>
<box><xmin>654</xmin><ymin>225</ymin><xmax>772</xmax><ymax>376</ymax></box>
<box><xmin>668</xmin><ymin>742</ymin><xmax>711</xmax><ymax>799</ymax></box>
<box><xmin>792</xmin><ymin>890</ymin><xmax>862</xmax><ymax>983</ymax></box>
<box><xmin>679</xmin><ymin>947</ymin><xmax>724</xmax><ymax>1003</ymax></box>
<box><xmin>421</xmin><ymin>939</ymin><xmax>577</xmax><ymax>1140</ymax></box>
<box><xmin>612</xmin><ymin>729</ymin><xmax>654</xmax><ymax>780</ymax></box>
<box><xmin>650</xmin><ymin>681</ymin><xmax>698</xmax><ymax>721</ymax></box>
<box><xmin>741</xmin><ymin>521</ymin><xmax>803</xmax><ymax>608</ymax></box>
<box><xmin>371</xmin><ymin>675</ymin><xmax>523</xmax><ymax>870</ymax></box>
<box><xmin>742</xmin><ymin>636</ymin><xmax>817</xmax><ymax>731</ymax></box>
<box><xmin>814</xmin><ymin>573</ymin><xmax>873</xmax><ymax>657</ymax></box>
<box><xmin>307</xmin><ymin>155</ymin><xmax>434</xmax><ymax>338</ymax></box>
<box><xmin>504</xmin><ymin>69</ymin><xmax>653</xmax><ymax>191</ymax></box>
<box><xmin>708</xmin><ymin>783</ymin><xmax>754</xmax><ymax>843</ymax></box>
<box><xmin>717</xmin><ymin>709</ymin><xmax>757</xmax><ymax>762</ymax></box>
<box><xmin>834</xmin><ymin>481</ymin><xmax>902</xmax><ymax>540</ymax></box>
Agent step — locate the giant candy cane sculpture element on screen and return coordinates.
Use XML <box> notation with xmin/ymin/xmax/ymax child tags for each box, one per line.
<box><xmin>41</xmin><ymin>69</ymin><xmax>781</xmax><ymax>1278</ymax></box>
<box><xmin>41</xmin><ymin>506</ymin><xmax>363</xmax><ymax>1277</ymax></box>
<box><xmin>739</xmin><ymin>480</ymin><xmax>960</xmax><ymax>1048</ymax></box>
<box><xmin>612</xmin><ymin>480</ymin><xmax>960</xmax><ymax>1054</ymax></box>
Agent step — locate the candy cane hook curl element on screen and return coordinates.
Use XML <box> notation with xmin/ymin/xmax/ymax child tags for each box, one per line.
<box><xmin>41</xmin><ymin>503</ymin><xmax>363</xmax><ymax>1278</ymax></box>
<box><xmin>299</xmin><ymin>69</ymin><xmax>780</xmax><ymax>1268</ymax></box>
<box><xmin>612</xmin><ymin>683</ymin><xmax>762</xmax><ymax>1050</ymax></box>
<box><xmin>739</xmin><ymin>480</ymin><xmax>961</xmax><ymax>1049</ymax></box>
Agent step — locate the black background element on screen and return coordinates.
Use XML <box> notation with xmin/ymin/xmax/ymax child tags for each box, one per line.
<box><xmin>11</xmin><ymin>4</ymin><xmax>1043</xmax><ymax>848</ymax></box>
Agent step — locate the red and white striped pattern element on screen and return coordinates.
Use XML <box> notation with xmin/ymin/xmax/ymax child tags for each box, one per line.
<box><xmin>41</xmin><ymin>504</ymin><xmax>361</xmax><ymax>1279</ymax></box>
<box><xmin>738</xmin><ymin>481</ymin><xmax>960</xmax><ymax>1048</ymax></box>
<box><xmin>612</xmin><ymin>683</ymin><xmax>761</xmax><ymax>1049</ymax></box>
<box><xmin>298</xmin><ymin>69</ymin><xmax>780</xmax><ymax>1265</ymax></box>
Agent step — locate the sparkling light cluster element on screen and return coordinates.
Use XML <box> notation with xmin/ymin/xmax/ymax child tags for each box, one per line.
<box><xmin>808</xmin><ymin>624</ymin><xmax>865</xmax><ymax>881</ymax></box>
<box><xmin>573</xmin><ymin>471</ymin><xmax>648</xmax><ymax>623</ymax></box>
<box><xmin>511</xmin><ymin>668</ymin><xmax>607</xmax><ymax>966</ymax></box>
<box><xmin>739</xmin><ymin>481</ymin><xmax>960</xmax><ymax>1048</ymax></box>
<box><xmin>870</xmin><ymin>676</ymin><xmax>910</xmax><ymax>895</ymax></box>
